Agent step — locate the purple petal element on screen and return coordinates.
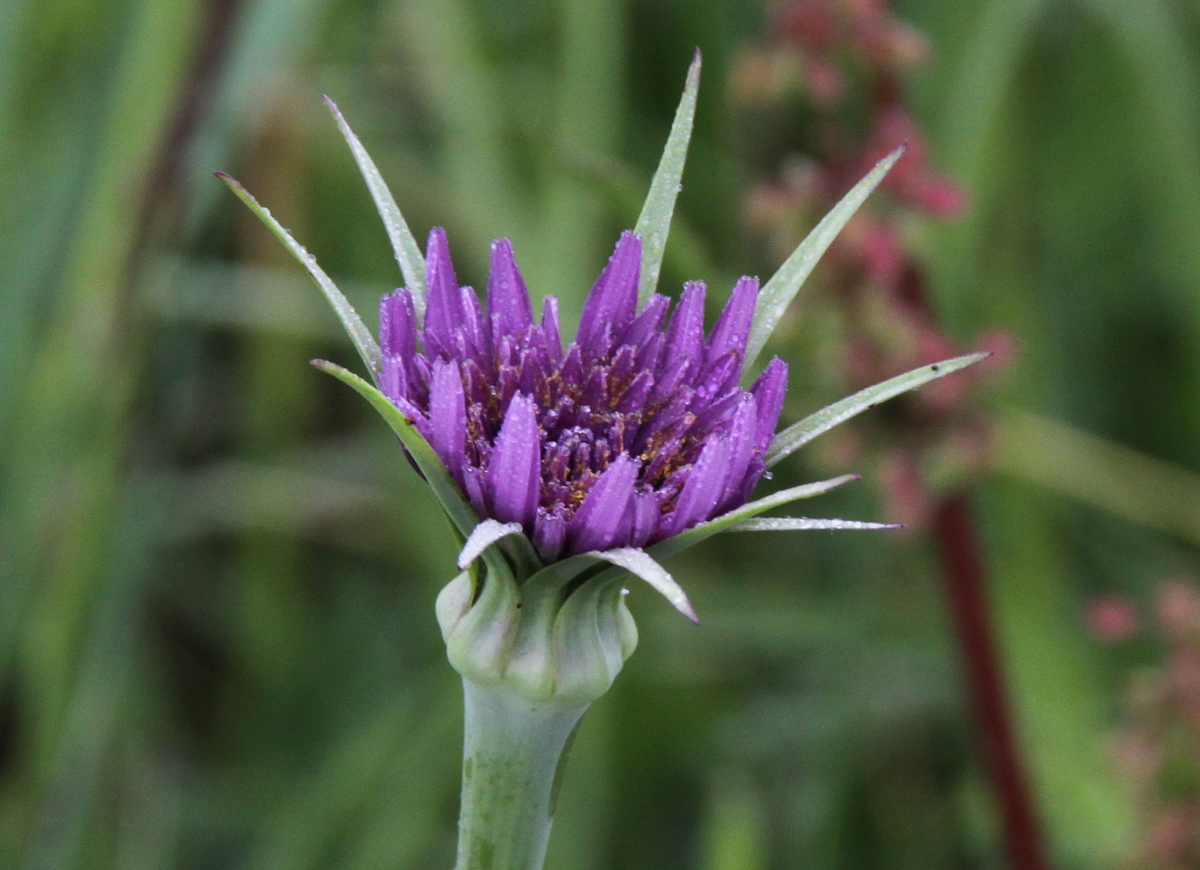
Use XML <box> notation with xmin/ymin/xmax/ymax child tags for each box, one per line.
<box><xmin>487</xmin><ymin>392</ymin><xmax>542</xmax><ymax>527</ymax></box>
<box><xmin>533</xmin><ymin>507</ymin><xmax>568</xmax><ymax>562</ymax></box>
<box><xmin>704</xmin><ymin>276</ymin><xmax>758</xmax><ymax>369</ymax></box>
<box><xmin>427</xmin><ymin>359</ymin><xmax>467</xmax><ymax>481</ymax></box>
<box><xmin>381</xmin><ymin>352</ymin><xmax>410</xmax><ymax>403</ymax></box>
<box><xmin>518</xmin><ymin>346</ymin><xmax>549</xmax><ymax>398</ymax></box>
<box><xmin>539</xmin><ymin>296</ymin><xmax>563</xmax><ymax>362</ymax></box>
<box><xmin>559</xmin><ymin>343</ymin><xmax>582</xmax><ymax>388</ymax></box>
<box><xmin>649</xmin><ymin>353</ymin><xmax>693</xmax><ymax>405</ymax></box>
<box><xmin>580</xmin><ymin>365</ymin><xmax>608</xmax><ymax>409</ymax></box>
<box><xmin>615</xmin><ymin>370</ymin><xmax>654</xmax><ymax>413</ymax></box>
<box><xmin>487</xmin><ymin>238</ymin><xmax>535</xmax><ymax>339</ymax></box>
<box><xmin>568</xmin><ymin>453</ymin><xmax>638</xmax><ymax>553</ymax></box>
<box><xmin>463</xmin><ymin>465</ymin><xmax>488</xmax><ymax>517</ymax></box>
<box><xmin>691</xmin><ymin>390</ymin><xmax>742</xmax><ymax>434</ymax></box>
<box><xmin>750</xmin><ymin>357</ymin><xmax>789</xmax><ymax>454</ymax></box>
<box><xmin>634</xmin><ymin>331</ymin><xmax>664</xmax><ymax>374</ymax></box>
<box><xmin>718</xmin><ymin>395</ymin><xmax>759</xmax><ymax>511</ymax></box>
<box><xmin>380</xmin><ymin>288</ymin><xmax>416</xmax><ymax>358</ymax></box>
<box><xmin>422</xmin><ymin>228</ymin><xmax>464</xmax><ymax>359</ymax></box>
<box><xmin>663</xmin><ymin>435</ymin><xmax>731</xmax><ymax>536</ymax></box>
<box><xmin>608</xmin><ymin>345</ymin><xmax>636</xmax><ymax>392</ymax></box>
<box><xmin>459</xmin><ymin>286</ymin><xmax>491</xmax><ymax>362</ymax></box>
<box><xmin>577</xmin><ymin>232</ymin><xmax>641</xmax><ymax>358</ymax></box>
<box><xmin>663</xmin><ymin>281</ymin><xmax>706</xmax><ymax>376</ymax></box>
<box><xmin>630</xmin><ymin>488</ymin><xmax>660</xmax><ymax>547</ymax></box>
<box><xmin>692</xmin><ymin>352</ymin><xmax>740</xmax><ymax>406</ymax></box>
<box><xmin>635</xmin><ymin>387</ymin><xmax>694</xmax><ymax>451</ymax></box>
<box><xmin>618</xmin><ymin>294</ymin><xmax>670</xmax><ymax>349</ymax></box>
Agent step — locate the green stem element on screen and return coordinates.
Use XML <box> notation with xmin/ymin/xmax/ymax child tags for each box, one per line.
<box><xmin>454</xmin><ymin>678</ymin><xmax>588</xmax><ymax>870</ymax></box>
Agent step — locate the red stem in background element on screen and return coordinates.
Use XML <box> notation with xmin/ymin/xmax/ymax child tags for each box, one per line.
<box><xmin>935</xmin><ymin>494</ymin><xmax>1050</xmax><ymax>870</ymax></box>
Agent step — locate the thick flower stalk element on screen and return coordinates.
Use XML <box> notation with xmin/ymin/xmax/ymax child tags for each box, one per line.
<box><xmin>220</xmin><ymin>52</ymin><xmax>985</xmax><ymax>870</ymax></box>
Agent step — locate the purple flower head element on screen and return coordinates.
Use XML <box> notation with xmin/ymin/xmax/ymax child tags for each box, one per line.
<box><xmin>380</xmin><ymin>229</ymin><xmax>788</xmax><ymax>563</ymax></box>
<box><xmin>220</xmin><ymin>61</ymin><xmax>984</xmax><ymax>637</ymax></box>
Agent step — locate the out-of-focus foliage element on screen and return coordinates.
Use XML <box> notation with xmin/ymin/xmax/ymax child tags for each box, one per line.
<box><xmin>2</xmin><ymin>0</ymin><xmax>1199</xmax><ymax>868</ymax></box>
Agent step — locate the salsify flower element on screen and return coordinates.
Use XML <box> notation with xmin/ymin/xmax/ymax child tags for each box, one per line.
<box><xmin>380</xmin><ymin>226</ymin><xmax>788</xmax><ymax>565</ymax></box>
<box><xmin>220</xmin><ymin>53</ymin><xmax>985</xmax><ymax>870</ymax></box>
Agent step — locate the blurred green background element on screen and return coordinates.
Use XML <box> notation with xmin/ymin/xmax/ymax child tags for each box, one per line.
<box><xmin>3</xmin><ymin>0</ymin><xmax>1200</xmax><ymax>867</ymax></box>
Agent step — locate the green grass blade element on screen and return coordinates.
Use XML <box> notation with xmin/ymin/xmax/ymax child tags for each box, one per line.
<box><xmin>995</xmin><ymin>408</ymin><xmax>1200</xmax><ymax>548</ymax></box>
<box><xmin>766</xmin><ymin>352</ymin><xmax>990</xmax><ymax>468</ymax></box>
<box><xmin>311</xmin><ymin>360</ymin><xmax>478</xmax><ymax>537</ymax></box>
<box><xmin>218</xmin><ymin>173</ymin><xmax>382</xmax><ymax>378</ymax></box>
<box><xmin>744</xmin><ymin>145</ymin><xmax>905</xmax><ymax>370</ymax></box>
<box><xmin>633</xmin><ymin>50</ymin><xmax>700</xmax><ymax>306</ymax></box>
<box><xmin>324</xmin><ymin>96</ymin><xmax>427</xmax><ymax>321</ymax></box>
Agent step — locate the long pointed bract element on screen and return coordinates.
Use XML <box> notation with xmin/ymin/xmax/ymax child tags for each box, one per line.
<box><xmin>585</xmin><ymin>547</ymin><xmax>698</xmax><ymax>623</ymax></box>
<box><xmin>744</xmin><ymin>145</ymin><xmax>906</xmax><ymax>370</ymax></box>
<box><xmin>458</xmin><ymin>520</ymin><xmax>525</xmax><ymax>571</ymax></box>
<box><xmin>218</xmin><ymin>173</ymin><xmax>383</xmax><ymax>379</ymax></box>
<box><xmin>633</xmin><ymin>50</ymin><xmax>701</xmax><ymax>306</ymax></box>
<box><xmin>311</xmin><ymin>360</ymin><xmax>479</xmax><ymax>537</ymax></box>
<box><xmin>731</xmin><ymin>518</ymin><xmax>901</xmax><ymax>531</ymax></box>
<box><xmin>649</xmin><ymin>474</ymin><xmax>862</xmax><ymax>561</ymax></box>
<box><xmin>766</xmin><ymin>352</ymin><xmax>990</xmax><ymax>468</ymax></box>
<box><xmin>324</xmin><ymin>97</ymin><xmax>428</xmax><ymax>320</ymax></box>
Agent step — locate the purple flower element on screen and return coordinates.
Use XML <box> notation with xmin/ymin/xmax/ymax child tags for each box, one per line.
<box><xmin>219</xmin><ymin>58</ymin><xmax>985</xmax><ymax>632</ymax></box>
<box><xmin>379</xmin><ymin>229</ymin><xmax>788</xmax><ymax>562</ymax></box>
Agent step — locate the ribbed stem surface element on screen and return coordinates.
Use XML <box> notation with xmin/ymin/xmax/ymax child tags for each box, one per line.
<box><xmin>454</xmin><ymin>679</ymin><xmax>588</xmax><ymax>870</ymax></box>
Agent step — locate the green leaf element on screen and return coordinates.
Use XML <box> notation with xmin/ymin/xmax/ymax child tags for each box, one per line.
<box><xmin>634</xmin><ymin>50</ymin><xmax>700</xmax><ymax>306</ymax></box>
<box><xmin>324</xmin><ymin>96</ymin><xmax>428</xmax><ymax>321</ymax></box>
<box><xmin>744</xmin><ymin>145</ymin><xmax>905</xmax><ymax>370</ymax></box>
<box><xmin>217</xmin><ymin>173</ymin><xmax>383</xmax><ymax>378</ymax></box>
<box><xmin>311</xmin><ymin>360</ymin><xmax>478</xmax><ymax>537</ymax></box>
<box><xmin>730</xmin><ymin>517</ymin><xmax>901</xmax><ymax>532</ymax></box>
<box><xmin>766</xmin><ymin>352</ymin><xmax>990</xmax><ymax>468</ymax></box>
<box><xmin>648</xmin><ymin>474</ymin><xmax>862</xmax><ymax>561</ymax></box>
<box><xmin>584</xmin><ymin>547</ymin><xmax>698</xmax><ymax>623</ymax></box>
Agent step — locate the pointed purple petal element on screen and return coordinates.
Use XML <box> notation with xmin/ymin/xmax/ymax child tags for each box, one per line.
<box><xmin>634</xmin><ymin>331</ymin><xmax>664</xmax><ymax>374</ymax></box>
<box><xmin>664</xmin><ymin>435</ymin><xmax>731</xmax><ymax>536</ymax></box>
<box><xmin>427</xmin><ymin>359</ymin><xmax>467</xmax><ymax>480</ymax></box>
<box><xmin>459</xmin><ymin>285</ymin><xmax>491</xmax><ymax>361</ymax></box>
<box><xmin>649</xmin><ymin>353</ymin><xmax>692</xmax><ymax>404</ymax></box>
<box><xmin>568</xmin><ymin>453</ymin><xmax>638</xmax><ymax>553</ymax></box>
<box><xmin>381</xmin><ymin>353</ymin><xmax>409</xmax><ymax>403</ymax></box>
<box><xmin>618</xmin><ymin>294</ymin><xmax>670</xmax><ymax>349</ymax></box>
<box><xmin>704</xmin><ymin>276</ymin><xmax>759</xmax><ymax>369</ymax></box>
<box><xmin>691</xmin><ymin>390</ymin><xmax>742</xmax><ymax>434</ymax></box>
<box><xmin>487</xmin><ymin>392</ymin><xmax>542</xmax><ymax>527</ymax></box>
<box><xmin>692</xmin><ymin>352</ymin><xmax>740</xmax><ymax>407</ymax></box>
<box><xmin>719</xmin><ymin>395</ymin><xmax>759</xmax><ymax>511</ymax></box>
<box><xmin>380</xmin><ymin>288</ymin><xmax>416</xmax><ymax>358</ymax></box>
<box><xmin>540</xmin><ymin>296</ymin><xmax>563</xmax><ymax>362</ymax></box>
<box><xmin>422</xmin><ymin>228</ymin><xmax>464</xmax><ymax>359</ymax></box>
<box><xmin>750</xmin><ymin>357</ymin><xmax>789</xmax><ymax>454</ymax></box>
<box><xmin>577</xmin><ymin>232</ymin><xmax>642</xmax><ymax>358</ymax></box>
<box><xmin>463</xmin><ymin>465</ymin><xmax>488</xmax><ymax>517</ymax></box>
<box><xmin>663</xmin><ymin>281</ymin><xmax>706</xmax><ymax>375</ymax></box>
<box><xmin>559</xmin><ymin>343</ymin><xmax>582</xmax><ymax>387</ymax></box>
<box><xmin>615</xmin><ymin>370</ymin><xmax>654</xmax><ymax>413</ymax></box>
<box><xmin>630</xmin><ymin>488</ymin><xmax>660</xmax><ymax>547</ymax></box>
<box><xmin>533</xmin><ymin>507</ymin><xmax>568</xmax><ymax>562</ymax></box>
<box><xmin>487</xmin><ymin>238</ymin><xmax>535</xmax><ymax>339</ymax></box>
